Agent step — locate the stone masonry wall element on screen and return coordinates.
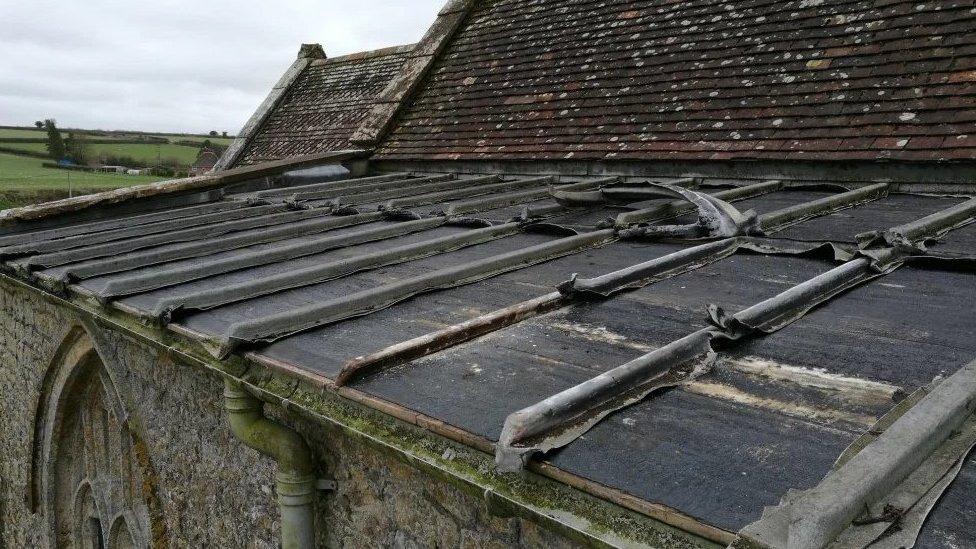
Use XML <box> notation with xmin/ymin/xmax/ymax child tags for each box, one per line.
<box><xmin>0</xmin><ymin>279</ymin><xmax>577</xmax><ymax>548</ymax></box>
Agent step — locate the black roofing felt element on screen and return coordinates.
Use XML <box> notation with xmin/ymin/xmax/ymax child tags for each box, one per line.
<box><xmin>3</xmin><ymin>170</ymin><xmax>974</xmax><ymax>541</ymax></box>
<box><xmin>916</xmin><ymin>450</ymin><xmax>976</xmax><ymax>548</ymax></box>
<box><xmin>772</xmin><ymin>194</ymin><xmax>965</xmax><ymax>243</ymax></box>
<box><xmin>733</xmin><ymin>266</ymin><xmax>976</xmax><ymax>391</ymax></box>
<box><xmin>547</xmin><ymin>389</ymin><xmax>857</xmax><ymax>532</ymax></box>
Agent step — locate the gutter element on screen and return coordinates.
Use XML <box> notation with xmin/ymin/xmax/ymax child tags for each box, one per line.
<box><xmin>223</xmin><ymin>379</ymin><xmax>318</xmax><ymax>549</ymax></box>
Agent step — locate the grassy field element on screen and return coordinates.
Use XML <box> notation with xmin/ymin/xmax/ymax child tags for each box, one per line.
<box><xmin>0</xmin><ymin>126</ymin><xmax>229</xmax><ymax>209</ymax></box>
<box><xmin>0</xmin><ymin>127</ymin><xmax>235</xmax><ymax>145</ymax></box>
<box><xmin>0</xmin><ymin>152</ymin><xmax>166</xmax><ymax>209</ymax></box>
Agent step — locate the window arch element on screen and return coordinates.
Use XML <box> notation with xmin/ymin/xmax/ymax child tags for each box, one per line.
<box><xmin>30</xmin><ymin>323</ymin><xmax>161</xmax><ymax>548</ymax></box>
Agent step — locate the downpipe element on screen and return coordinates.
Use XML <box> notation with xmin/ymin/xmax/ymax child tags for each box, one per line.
<box><xmin>224</xmin><ymin>379</ymin><xmax>317</xmax><ymax>549</ymax></box>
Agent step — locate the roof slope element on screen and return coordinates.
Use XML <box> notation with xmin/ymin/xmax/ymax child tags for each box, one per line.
<box><xmin>233</xmin><ymin>45</ymin><xmax>413</xmax><ymax>166</ymax></box>
<box><xmin>375</xmin><ymin>0</ymin><xmax>976</xmax><ymax>162</ymax></box>
<box><xmin>3</xmin><ymin>167</ymin><xmax>975</xmax><ymax>546</ymax></box>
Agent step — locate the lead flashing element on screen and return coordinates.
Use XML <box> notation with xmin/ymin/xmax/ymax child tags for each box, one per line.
<box><xmin>734</xmin><ymin>359</ymin><xmax>976</xmax><ymax>549</ymax></box>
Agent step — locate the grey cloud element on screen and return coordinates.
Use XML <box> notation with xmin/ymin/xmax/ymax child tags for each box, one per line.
<box><xmin>0</xmin><ymin>0</ymin><xmax>443</xmax><ymax>134</ymax></box>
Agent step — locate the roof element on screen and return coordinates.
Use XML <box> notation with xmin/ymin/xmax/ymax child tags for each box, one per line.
<box><xmin>373</xmin><ymin>0</ymin><xmax>976</xmax><ymax>162</ymax></box>
<box><xmin>192</xmin><ymin>148</ymin><xmax>221</xmax><ymax>169</ymax></box>
<box><xmin>2</xmin><ymin>166</ymin><xmax>974</xmax><ymax>547</ymax></box>
<box><xmin>223</xmin><ymin>44</ymin><xmax>414</xmax><ymax>168</ymax></box>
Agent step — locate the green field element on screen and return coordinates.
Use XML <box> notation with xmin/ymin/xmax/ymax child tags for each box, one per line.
<box><xmin>0</xmin><ymin>127</ymin><xmax>235</xmax><ymax>145</ymax></box>
<box><xmin>0</xmin><ymin>152</ymin><xmax>166</xmax><ymax>209</ymax></box>
<box><xmin>0</xmin><ymin>126</ymin><xmax>230</xmax><ymax>209</ymax></box>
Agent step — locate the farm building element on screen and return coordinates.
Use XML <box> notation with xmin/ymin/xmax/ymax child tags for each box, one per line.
<box><xmin>189</xmin><ymin>147</ymin><xmax>224</xmax><ymax>177</ymax></box>
<box><xmin>1</xmin><ymin>1</ymin><xmax>975</xmax><ymax>548</ymax></box>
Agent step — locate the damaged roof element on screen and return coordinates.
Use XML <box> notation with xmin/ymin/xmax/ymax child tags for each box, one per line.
<box><xmin>3</xmin><ymin>0</ymin><xmax>976</xmax><ymax>546</ymax></box>
<box><xmin>372</xmin><ymin>0</ymin><xmax>976</xmax><ymax>161</ymax></box>
<box><xmin>1</xmin><ymin>167</ymin><xmax>974</xmax><ymax>547</ymax></box>
<box><xmin>219</xmin><ymin>44</ymin><xmax>414</xmax><ymax>168</ymax></box>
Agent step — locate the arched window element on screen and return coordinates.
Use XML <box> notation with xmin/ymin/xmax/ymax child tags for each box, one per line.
<box><xmin>32</xmin><ymin>325</ymin><xmax>159</xmax><ymax>548</ymax></box>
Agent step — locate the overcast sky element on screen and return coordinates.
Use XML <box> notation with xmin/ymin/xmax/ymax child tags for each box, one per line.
<box><xmin>0</xmin><ymin>0</ymin><xmax>444</xmax><ymax>135</ymax></box>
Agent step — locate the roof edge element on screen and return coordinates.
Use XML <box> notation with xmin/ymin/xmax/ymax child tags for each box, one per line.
<box><xmin>317</xmin><ymin>43</ymin><xmax>416</xmax><ymax>65</ymax></box>
<box><xmin>217</xmin><ymin>42</ymin><xmax>417</xmax><ymax>171</ymax></box>
<box><xmin>0</xmin><ymin>149</ymin><xmax>368</xmax><ymax>226</ymax></box>
<box><xmin>215</xmin><ymin>44</ymin><xmax>322</xmax><ymax>171</ymax></box>
<box><xmin>349</xmin><ymin>0</ymin><xmax>482</xmax><ymax>149</ymax></box>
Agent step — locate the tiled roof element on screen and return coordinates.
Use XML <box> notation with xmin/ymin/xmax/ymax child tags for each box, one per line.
<box><xmin>375</xmin><ymin>0</ymin><xmax>976</xmax><ymax>162</ymax></box>
<box><xmin>235</xmin><ymin>45</ymin><xmax>413</xmax><ymax>166</ymax></box>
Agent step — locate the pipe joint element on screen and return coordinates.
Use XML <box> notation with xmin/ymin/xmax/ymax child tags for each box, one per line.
<box><xmin>224</xmin><ymin>379</ymin><xmax>317</xmax><ymax>549</ymax></box>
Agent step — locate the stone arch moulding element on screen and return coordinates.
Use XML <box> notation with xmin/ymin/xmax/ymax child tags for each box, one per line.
<box><xmin>28</xmin><ymin>320</ymin><xmax>164</xmax><ymax>548</ymax></box>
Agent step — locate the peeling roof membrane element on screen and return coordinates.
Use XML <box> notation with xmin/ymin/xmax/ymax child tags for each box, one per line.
<box><xmin>3</xmin><ymin>169</ymin><xmax>975</xmax><ymax>547</ymax></box>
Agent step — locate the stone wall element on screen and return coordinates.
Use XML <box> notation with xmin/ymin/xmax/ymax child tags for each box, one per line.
<box><xmin>0</xmin><ymin>279</ymin><xmax>577</xmax><ymax>548</ymax></box>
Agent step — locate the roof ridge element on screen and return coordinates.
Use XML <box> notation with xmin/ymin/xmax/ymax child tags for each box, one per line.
<box><xmin>318</xmin><ymin>44</ymin><xmax>416</xmax><ymax>65</ymax></box>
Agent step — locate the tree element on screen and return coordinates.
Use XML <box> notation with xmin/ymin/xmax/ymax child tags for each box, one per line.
<box><xmin>65</xmin><ymin>133</ymin><xmax>91</xmax><ymax>165</ymax></box>
<box><xmin>43</xmin><ymin>119</ymin><xmax>66</xmax><ymax>161</ymax></box>
<box><xmin>221</xmin><ymin>131</ymin><xmax>228</xmax><ymax>138</ymax></box>
<box><xmin>34</xmin><ymin>121</ymin><xmax>43</xmax><ymax>129</ymax></box>
<box><xmin>209</xmin><ymin>130</ymin><xmax>218</xmax><ymax>137</ymax></box>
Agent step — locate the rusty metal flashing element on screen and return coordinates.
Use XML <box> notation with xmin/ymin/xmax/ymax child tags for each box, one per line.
<box><xmin>93</xmin><ymin>216</ymin><xmax>451</xmax><ymax>303</ymax></box>
<box><xmin>334</xmin><ymin>236</ymin><xmax>846</xmax><ymax>389</ymax></box>
<box><xmin>253</xmin><ymin>172</ymin><xmax>414</xmax><ymax>198</ymax></box>
<box><xmin>208</xmin><ymin>228</ymin><xmax>617</xmax><ymax>358</ymax></box>
<box><xmin>143</xmin><ymin>221</ymin><xmax>525</xmax><ymax>323</ymax></box>
<box><xmin>215</xmin><ymin>44</ymin><xmax>328</xmax><ymax>171</ymax></box>
<box><xmin>35</xmin><ymin>212</ymin><xmax>386</xmax><ymax>289</ymax></box>
<box><xmin>732</xmin><ymin>359</ymin><xmax>976</xmax><ymax>549</ymax></box>
<box><xmin>336</xmin><ymin>291</ymin><xmax>568</xmax><ymax>386</ymax></box>
<box><xmin>758</xmin><ymin>183</ymin><xmax>890</xmax><ymax>233</ymax></box>
<box><xmin>0</xmin><ymin>149</ymin><xmax>366</xmax><ymax>225</ymax></box>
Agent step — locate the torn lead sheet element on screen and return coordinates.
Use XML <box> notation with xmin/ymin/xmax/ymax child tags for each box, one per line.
<box><xmin>732</xmin><ymin>359</ymin><xmax>976</xmax><ymax>549</ymax></box>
